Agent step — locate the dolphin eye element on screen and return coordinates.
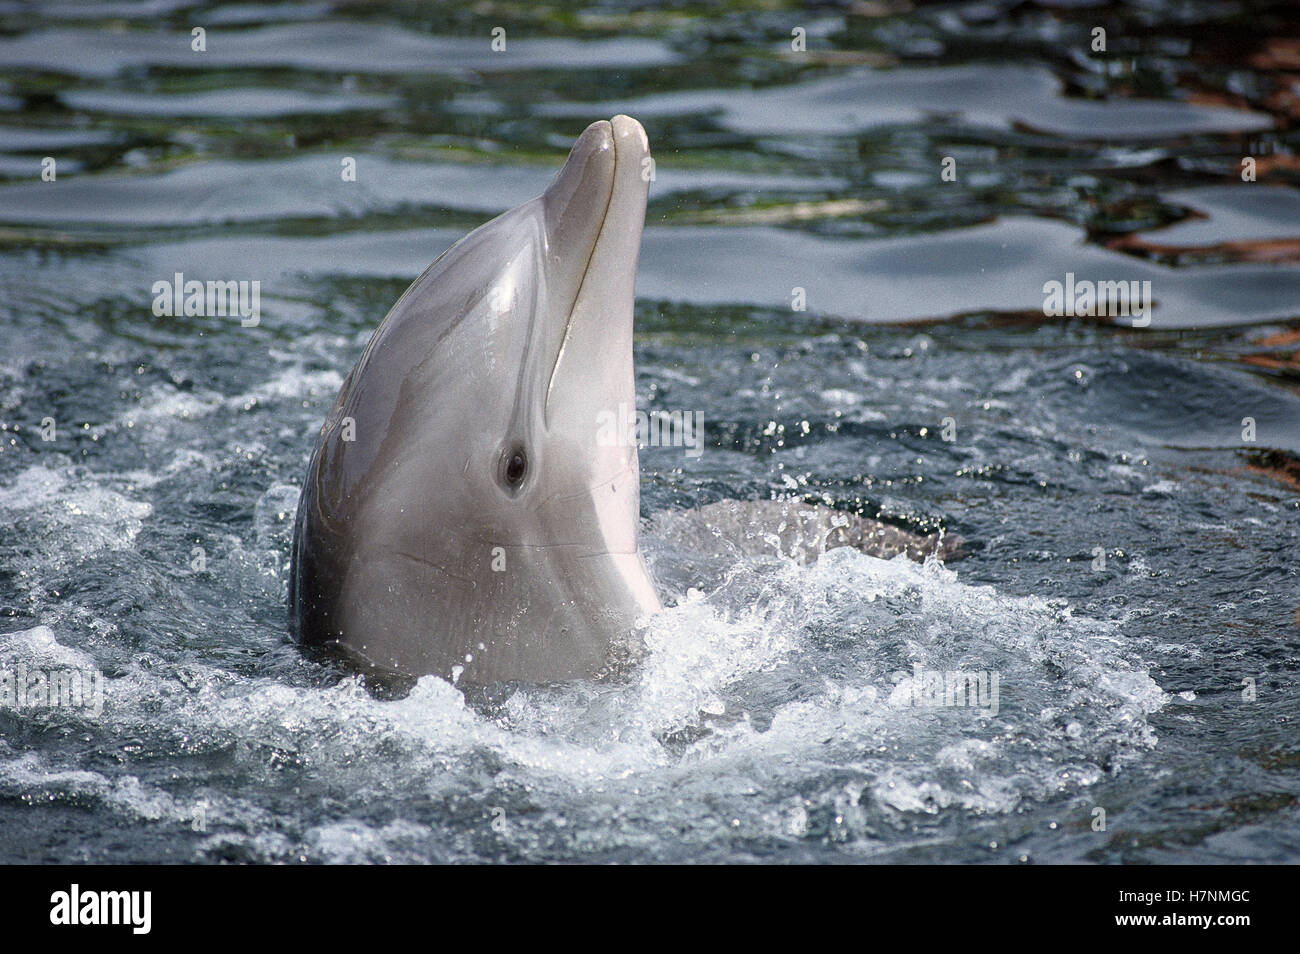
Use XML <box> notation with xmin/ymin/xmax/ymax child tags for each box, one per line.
<box><xmin>502</xmin><ymin>447</ymin><xmax>527</xmax><ymax>488</ymax></box>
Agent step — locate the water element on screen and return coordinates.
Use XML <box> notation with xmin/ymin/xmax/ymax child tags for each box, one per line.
<box><xmin>1</xmin><ymin>0</ymin><xmax>1298</xmax><ymax>863</ymax></box>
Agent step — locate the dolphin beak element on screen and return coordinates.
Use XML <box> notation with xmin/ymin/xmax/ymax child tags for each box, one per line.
<box><xmin>539</xmin><ymin>116</ymin><xmax>649</xmax><ymax>318</ymax></box>
<box><xmin>541</xmin><ymin>116</ymin><xmax>650</xmax><ymax>420</ymax></box>
<box><xmin>541</xmin><ymin>120</ymin><xmax>616</xmax><ymax>295</ymax></box>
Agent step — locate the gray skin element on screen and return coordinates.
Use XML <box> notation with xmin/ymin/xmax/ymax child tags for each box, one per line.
<box><xmin>290</xmin><ymin>115</ymin><xmax>955</xmax><ymax>686</ymax></box>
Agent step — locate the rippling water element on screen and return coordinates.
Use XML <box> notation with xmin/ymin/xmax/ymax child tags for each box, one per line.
<box><xmin>1</xmin><ymin>0</ymin><xmax>1298</xmax><ymax>863</ymax></box>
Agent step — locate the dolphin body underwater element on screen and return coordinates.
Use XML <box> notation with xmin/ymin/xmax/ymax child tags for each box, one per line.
<box><xmin>289</xmin><ymin>115</ymin><xmax>956</xmax><ymax>686</ymax></box>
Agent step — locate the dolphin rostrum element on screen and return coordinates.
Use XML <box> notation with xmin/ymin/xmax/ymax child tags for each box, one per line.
<box><xmin>289</xmin><ymin>115</ymin><xmax>959</xmax><ymax>687</ymax></box>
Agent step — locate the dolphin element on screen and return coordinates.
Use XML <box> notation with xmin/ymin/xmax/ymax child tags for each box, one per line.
<box><xmin>290</xmin><ymin>116</ymin><xmax>661</xmax><ymax>685</ymax></box>
<box><xmin>289</xmin><ymin>114</ymin><xmax>960</xmax><ymax>687</ymax></box>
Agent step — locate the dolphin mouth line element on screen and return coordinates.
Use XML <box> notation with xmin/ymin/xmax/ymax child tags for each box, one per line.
<box><xmin>543</xmin><ymin>123</ymin><xmax>620</xmax><ymax>423</ymax></box>
<box><xmin>529</xmin><ymin>460</ymin><xmax>637</xmax><ymax>515</ymax></box>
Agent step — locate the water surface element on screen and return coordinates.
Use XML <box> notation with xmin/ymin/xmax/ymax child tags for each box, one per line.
<box><xmin>1</xmin><ymin>0</ymin><xmax>1298</xmax><ymax>863</ymax></box>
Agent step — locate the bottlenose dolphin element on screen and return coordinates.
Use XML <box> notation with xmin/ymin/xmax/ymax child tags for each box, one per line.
<box><xmin>291</xmin><ymin>116</ymin><xmax>660</xmax><ymax>684</ymax></box>
<box><xmin>289</xmin><ymin>115</ymin><xmax>957</xmax><ymax>686</ymax></box>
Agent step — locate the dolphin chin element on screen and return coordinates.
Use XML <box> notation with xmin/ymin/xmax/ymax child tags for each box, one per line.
<box><xmin>289</xmin><ymin>115</ymin><xmax>661</xmax><ymax>686</ymax></box>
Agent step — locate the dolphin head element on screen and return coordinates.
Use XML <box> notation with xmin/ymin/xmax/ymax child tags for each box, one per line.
<box><xmin>289</xmin><ymin>116</ymin><xmax>662</xmax><ymax>684</ymax></box>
